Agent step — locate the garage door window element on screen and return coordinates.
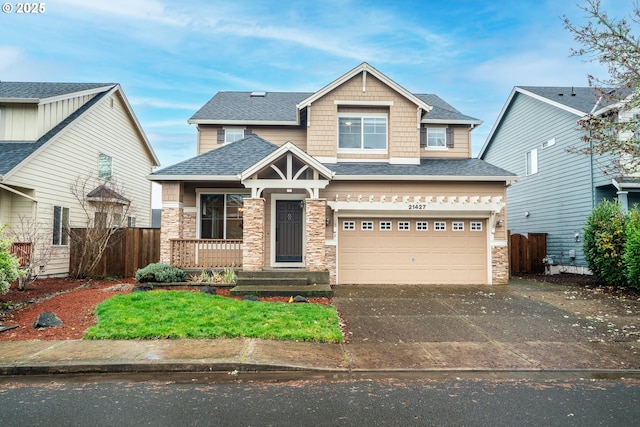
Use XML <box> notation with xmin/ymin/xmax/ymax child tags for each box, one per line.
<box><xmin>471</xmin><ymin>222</ymin><xmax>483</xmax><ymax>231</ymax></box>
<box><xmin>398</xmin><ymin>221</ymin><xmax>410</xmax><ymax>231</ymax></box>
<box><xmin>434</xmin><ymin>221</ymin><xmax>446</xmax><ymax>231</ymax></box>
<box><xmin>453</xmin><ymin>221</ymin><xmax>464</xmax><ymax>231</ymax></box>
<box><xmin>416</xmin><ymin>221</ymin><xmax>428</xmax><ymax>231</ymax></box>
<box><xmin>380</xmin><ymin>221</ymin><xmax>392</xmax><ymax>231</ymax></box>
<box><xmin>343</xmin><ymin>221</ymin><xmax>355</xmax><ymax>230</ymax></box>
<box><xmin>361</xmin><ymin>221</ymin><xmax>373</xmax><ymax>230</ymax></box>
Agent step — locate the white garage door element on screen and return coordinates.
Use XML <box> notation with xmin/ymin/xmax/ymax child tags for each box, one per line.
<box><xmin>338</xmin><ymin>218</ymin><xmax>488</xmax><ymax>285</ymax></box>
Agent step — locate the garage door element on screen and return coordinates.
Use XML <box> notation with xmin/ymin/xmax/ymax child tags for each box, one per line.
<box><xmin>338</xmin><ymin>218</ymin><xmax>487</xmax><ymax>285</ymax></box>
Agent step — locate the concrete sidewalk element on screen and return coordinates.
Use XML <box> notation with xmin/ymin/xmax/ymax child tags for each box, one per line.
<box><xmin>1</xmin><ymin>279</ymin><xmax>639</xmax><ymax>378</ymax></box>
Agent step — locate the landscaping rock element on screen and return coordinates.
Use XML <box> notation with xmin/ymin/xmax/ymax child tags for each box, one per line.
<box><xmin>32</xmin><ymin>312</ymin><xmax>63</xmax><ymax>329</ymax></box>
<box><xmin>242</xmin><ymin>295</ymin><xmax>260</xmax><ymax>302</ymax></box>
<box><xmin>200</xmin><ymin>286</ymin><xmax>217</xmax><ymax>295</ymax></box>
<box><xmin>293</xmin><ymin>295</ymin><xmax>309</xmax><ymax>303</ymax></box>
<box><xmin>133</xmin><ymin>284</ymin><xmax>153</xmax><ymax>292</ymax></box>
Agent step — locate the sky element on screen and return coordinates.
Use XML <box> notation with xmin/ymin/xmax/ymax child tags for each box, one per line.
<box><xmin>0</xmin><ymin>0</ymin><xmax>632</xmax><ymax>205</ymax></box>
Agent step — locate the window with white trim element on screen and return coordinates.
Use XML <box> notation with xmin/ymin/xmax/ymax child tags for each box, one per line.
<box><xmin>452</xmin><ymin>221</ymin><xmax>464</xmax><ymax>231</ymax></box>
<box><xmin>200</xmin><ymin>194</ymin><xmax>247</xmax><ymax>239</ymax></box>
<box><xmin>427</xmin><ymin>128</ymin><xmax>446</xmax><ymax>148</ymax></box>
<box><xmin>379</xmin><ymin>221</ymin><xmax>392</xmax><ymax>231</ymax></box>
<box><xmin>471</xmin><ymin>222</ymin><xmax>483</xmax><ymax>231</ymax></box>
<box><xmin>361</xmin><ymin>221</ymin><xmax>373</xmax><ymax>230</ymax></box>
<box><xmin>225</xmin><ymin>128</ymin><xmax>245</xmax><ymax>144</ymax></box>
<box><xmin>98</xmin><ymin>153</ymin><xmax>112</xmax><ymax>181</ymax></box>
<box><xmin>52</xmin><ymin>206</ymin><xmax>70</xmax><ymax>246</ymax></box>
<box><xmin>398</xmin><ymin>221</ymin><xmax>410</xmax><ymax>231</ymax></box>
<box><xmin>338</xmin><ymin>114</ymin><xmax>387</xmax><ymax>151</ymax></box>
<box><xmin>343</xmin><ymin>221</ymin><xmax>355</xmax><ymax>230</ymax></box>
<box><xmin>434</xmin><ymin>221</ymin><xmax>446</xmax><ymax>231</ymax></box>
<box><xmin>526</xmin><ymin>148</ymin><xmax>538</xmax><ymax>175</ymax></box>
<box><xmin>416</xmin><ymin>221</ymin><xmax>428</xmax><ymax>231</ymax></box>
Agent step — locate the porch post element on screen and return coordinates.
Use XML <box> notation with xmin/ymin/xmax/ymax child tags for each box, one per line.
<box><xmin>243</xmin><ymin>198</ymin><xmax>265</xmax><ymax>271</ymax></box>
<box><xmin>160</xmin><ymin>182</ymin><xmax>184</xmax><ymax>264</ymax></box>
<box><xmin>305</xmin><ymin>198</ymin><xmax>326</xmax><ymax>271</ymax></box>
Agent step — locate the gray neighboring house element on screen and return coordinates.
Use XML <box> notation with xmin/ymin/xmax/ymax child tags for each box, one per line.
<box><xmin>479</xmin><ymin>86</ymin><xmax>640</xmax><ymax>273</ymax></box>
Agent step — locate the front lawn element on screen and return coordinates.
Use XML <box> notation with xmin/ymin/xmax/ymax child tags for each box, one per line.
<box><xmin>83</xmin><ymin>290</ymin><xmax>343</xmax><ymax>343</ymax></box>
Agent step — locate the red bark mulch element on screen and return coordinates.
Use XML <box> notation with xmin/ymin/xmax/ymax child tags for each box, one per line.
<box><xmin>0</xmin><ymin>277</ymin><xmax>332</xmax><ymax>341</ymax></box>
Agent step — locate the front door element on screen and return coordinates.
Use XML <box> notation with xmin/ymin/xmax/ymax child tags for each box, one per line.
<box><xmin>275</xmin><ymin>200</ymin><xmax>303</xmax><ymax>262</ymax></box>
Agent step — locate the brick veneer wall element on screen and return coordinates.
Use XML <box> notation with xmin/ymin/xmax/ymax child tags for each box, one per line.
<box><xmin>160</xmin><ymin>207</ymin><xmax>183</xmax><ymax>263</ymax></box>
<box><xmin>305</xmin><ymin>199</ymin><xmax>326</xmax><ymax>271</ymax></box>
<box><xmin>242</xmin><ymin>198</ymin><xmax>265</xmax><ymax>271</ymax></box>
<box><xmin>492</xmin><ymin>245</ymin><xmax>509</xmax><ymax>284</ymax></box>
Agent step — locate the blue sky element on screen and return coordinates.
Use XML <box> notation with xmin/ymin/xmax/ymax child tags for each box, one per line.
<box><xmin>0</xmin><ymin>0</ymin><xmax>630</xmax><ymax>177</ymax></box>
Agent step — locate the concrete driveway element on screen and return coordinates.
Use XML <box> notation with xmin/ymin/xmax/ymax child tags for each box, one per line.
<box><xmin>332</xmin><ymin>278</ymin><xmax>640</xmax><ymax>371</ymax></box>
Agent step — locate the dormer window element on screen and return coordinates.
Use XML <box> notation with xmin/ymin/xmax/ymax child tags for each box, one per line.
<box><xmin>338</xmin><ymin>114</ymin><xmax>387</xmax><ymax>152</ymax></box>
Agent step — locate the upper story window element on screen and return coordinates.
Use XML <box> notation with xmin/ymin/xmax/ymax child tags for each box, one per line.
<box><xmin>526</xmin><ymin>148</ymin><xmax>538</xmax><ymax>176</ymax></box>
<box><xmin>98</xmin><ymin>153</ymin><xmax>112</xmax><ymax>180</ymax></box>
<box><xmin>225</xmin><ymin>128</ymin><xmax>245</xmax><ymax>144</ymax></box>
<box><xmin>338</xmin><ymin>114</ymin><xmax>387</xmax><ymax>151</ymax></box>
<box><xmin>420</xmin><ymin>127</ymin><xmax>454</xmax><ymax>150</ymax></box>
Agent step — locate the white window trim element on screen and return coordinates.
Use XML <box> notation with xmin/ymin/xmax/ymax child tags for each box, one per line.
<box><xmin>337</xmin><ymin>112</ymin><xmax>388</xmax><ymax>153</ymax></box>
<box><xmin>98</xmin><ymin>152</ymin><xmax>113</xmax><ymax>181</ymax></box>
<box><xmin>52</xmin><ymin>205</ymin><xmax>70</xmax><ymax>246</ymax></box>
<box><xmin>379</xmin><ymin>221</ymin><xmax>392</xmax><ymax>231</ymax></box>
<box><xmin>526</xmin><ymin>148</ymin><xmax>538</xmax><ymax>176</ymax></box>
<box><xmin>398</xmin><ymin>221</ymin><xmax>410</xmax><ymax>231</ymax></box>
<box><xmin>434</xmin><ymin>221</ymin><xmax>446</xmax><ymax>231</ymax></box>
<box><xmin>471</xmin><ymin>222</ymin><xmax>483</xmax><ymax>231</ymax></box>
<box><xmin>453</xmin><ymin>221</ymin><xmax>464</xmax><ymax>231</ymax></box>
<box><xmin>343</xmin><ymin>221</ymin><xmax>356</xmax><ymax>230</ymax></box>
<box><xmin>425</xmin><ymin>128</ymin><xmax>448</xmax><ymax>151</ymax></box>
<box><xmin>361</xmin><ymin>221</ymin><xmax>373</xmax><ymax>231</ymax></box>
<box><xmin>416</xmin><ymin>221</ymin><xmax>428</xmax><ymax>231</ymax></box>
<box><xmin>224</xmin><ymin>127</ymin><xmax>245</xmax><ymax>144</ymax></box>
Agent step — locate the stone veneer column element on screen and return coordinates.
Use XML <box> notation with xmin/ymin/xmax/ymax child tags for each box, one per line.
<box><xmin>491</xmin><ymin>245</ymin><xmax>509</xmax><ymax>284</ymax></box>
<box><xmin>160</xmin><ymin>208</ymin><xmax>183</xmax><ymax>264</ymax></box>
<box><xmin>305</xmin><ymin>199</ymin><xmax>326</xmax><ymax>271</ymax></box>
<box><xmin>242</xmin><ymin>198</ymin><xmax>265</xmax><ymax>271</ymax></box>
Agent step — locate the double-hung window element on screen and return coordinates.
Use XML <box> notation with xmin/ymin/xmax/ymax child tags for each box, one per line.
<box><xmin>52</xmin><ymin>206</ymin><xmax>70</xmax><ymax>246</ymax></box>
<box><xmin>200</xmin><ymin>194</ymin><xmax>247</xmax><ymax>239</ymax></box>
<box><xmin>526</xmin><ymin>148</ymin><xmax>538</xmax><ymax>176</ymax></box>
<box><xmin>338</xmin><ymin>114</ymin><xmax>387</xmax><ymax>151</ymax></box>
<box><xmin>427</xmin><ymin>128</ymin><xmax>446</xmax><ymax>148</ymax></box>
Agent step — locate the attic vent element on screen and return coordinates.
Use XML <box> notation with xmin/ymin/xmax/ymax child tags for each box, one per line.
<box><xmin>251</xmin><ymin>91</ymin><xmax>266</xmax><ymax>97</ymax></box>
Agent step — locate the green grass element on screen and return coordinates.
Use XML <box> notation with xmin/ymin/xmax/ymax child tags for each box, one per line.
<box><xmin>84</xmin><ymin>290</ymin><xmax>343</xmax><ymax>343</ymax></box>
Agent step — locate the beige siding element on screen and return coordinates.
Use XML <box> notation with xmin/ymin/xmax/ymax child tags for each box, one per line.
<box><xmin>307</xmin><ymin>73</ymin><xmax>420</xmax><ymax>161</ymax></box>
<box><xmin>197</xmin><ymin>125</ymin><xmax>307</xmax><ymax>154</ymax></box>
<box><xmin>4</xmin><ymin>91</ymin><xmax>156</xmax><ymax>276</ymax></box>
<box><xmin>421</xmin><ymin>125</ymin><xmax>472</xmax><ymax>159</ymax></box>
<box><xmin>1</xmin><ymin>104</ymin><xmax>38</xmax><ymax>140</ymax></box>
<box><xmin>38</xmin><ymin>94</ymin><xmax>95</xmax><ymax>137</ymax></box>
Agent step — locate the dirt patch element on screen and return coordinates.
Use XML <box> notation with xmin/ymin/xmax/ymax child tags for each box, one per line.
<box><xmin>0</xmin><ymin>278</ymin><xmax>332</xmax><ymax>341</ymax></box>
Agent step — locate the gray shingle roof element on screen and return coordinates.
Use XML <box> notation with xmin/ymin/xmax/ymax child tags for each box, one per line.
<box><xmin>0</xmin><ymin>89</ymin><xmax>110</xmax><ymax>176</ymax></box>
<box><xmin>190</xmin><ymin>92</ymin><xmax>313</xmax><ymax>122</ymax></box>
<box><xmin>517</xmin><ymin>86</ymin><xmax>625</xmax><ymax>114</ymax></box>
<box><xmin>327</xmin><ymin>159</ymin><xmax>515</xmax><ymax>178</ymax></box>
<box><xmin>149</xmin><ymin>135</ymin><xmax>515</xmax><ymax>180</ymax></box>
<box><xmin>149</xmin><ymin>134</ymin><xmax>280</xmax><ymax>177</ymax></box>
<box><xmin>415</xmin><ymin>94</ymin><xmax>481</xmax><ymax>123</ymax></box>
<box><xmin>0</xmin><ymin>82</ymin><xmax>114</xmax><ymax>99</ymax></box>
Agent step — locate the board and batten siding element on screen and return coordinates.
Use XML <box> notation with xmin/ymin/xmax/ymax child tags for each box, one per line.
<box><xmin>482</xmin><ymin>92</ymin><xmax>593</xmax><ymax>267</ymax></box>
<box><xmin>4</xmin><ymin>91</ymin><xmax>156</xmax><ymax>276</ymax></box>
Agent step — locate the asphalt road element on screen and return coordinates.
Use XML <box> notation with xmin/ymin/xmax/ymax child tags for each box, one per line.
<box><xmin>1</xmin><ymin>377</ymin><xmax>639</xmax><ymax>426</ymax></box>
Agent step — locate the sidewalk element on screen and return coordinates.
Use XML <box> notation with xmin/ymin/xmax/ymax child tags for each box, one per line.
<box><xmin>1</xmin><ymin>279</ymin><xmax>639</xmax><ymax>378</ymax></box>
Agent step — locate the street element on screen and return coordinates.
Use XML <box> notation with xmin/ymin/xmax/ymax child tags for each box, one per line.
<box><xmin>1</xmin><ymin>377</ymin><xmax>639</xmax><ymax>426</ymax></box>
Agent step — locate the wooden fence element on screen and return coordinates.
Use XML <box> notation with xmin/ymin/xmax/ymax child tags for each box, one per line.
<box><xmin>70</xmin><ymin>228</ymin><xmax>160</xmax><ymax>278</ymax></box>
<box><xmin>10</xmin><ymin>242</ymin><xmax>32</xmax><ymax>268</ymax></box>
<box><xmin>510</xmin><ymin>232</ymin><xmax>547</xmax><ymax>274</ymax></box>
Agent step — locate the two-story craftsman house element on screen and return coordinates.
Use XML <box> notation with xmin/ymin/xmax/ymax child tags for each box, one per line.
<box><xmin>150</xmin><ymin>63</ymin><xmax>516</xmax><ymax>285</ymax></box>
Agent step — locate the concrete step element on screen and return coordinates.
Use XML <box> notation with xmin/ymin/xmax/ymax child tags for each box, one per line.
<box><xmin>235</xmin><ymin>277</ymin><xmax>308</xmax><ymax>286</ymax></box>
<box><xmin>236</xmin><ymin>269</ymin><xmax>330</xmax><ymax>285</ymax></box>
<box><xmin>229</xmin><ymin>284</ymin><xmax>333</xmax><ymax>298</ymax></box>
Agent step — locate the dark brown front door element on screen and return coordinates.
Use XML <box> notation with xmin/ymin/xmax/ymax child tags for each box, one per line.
<box><xmin>275</xmin><ymin>200</ymin><xmax>303</xmax><ymax>262</ymax></box>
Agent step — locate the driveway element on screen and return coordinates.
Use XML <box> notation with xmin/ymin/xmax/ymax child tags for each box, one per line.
<box><xmin>332</xmin><ymin>278</ymin><xmax>640</xmax><ymax>370</ymax></box>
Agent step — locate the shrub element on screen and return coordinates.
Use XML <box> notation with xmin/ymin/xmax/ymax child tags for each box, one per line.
<box><xmin>135</xmin><ymin>263</ymin><xmax>188</xmax><ymax>283</ymax></box>
<box><xmin>0</xmin><ymin>225</ymin><xmax>25</xmax><ymax>294</ymax></box>
<box><xmin>623</xmin><ymin>208</ymin><xmax>640</xmax><ymax>288</ymax></box>
<box><xmin>583</xmin><ymin>200</ymin><xmax>627</xmax><ymax>286</ymax></box>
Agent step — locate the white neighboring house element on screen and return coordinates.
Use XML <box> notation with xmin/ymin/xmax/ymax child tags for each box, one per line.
<box><xmin>0</xmin><ymin>82</ymin><xmax>159</xmax><ymax>276</ymax></box>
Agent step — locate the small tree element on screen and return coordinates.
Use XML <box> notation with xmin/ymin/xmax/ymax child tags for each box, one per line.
<box><xmin>7</xmin><ymin>215</ymin><xmax>53</xmax><ymax>290</ymax></box>
<box><xmin>623</xmin><ymin>208</ymin><xmax>640</xmax><ymax>288</ymax></box>
<box><xmin>69</xmin><ymin>175</ymin><xmax>134</xmax><ymax>279</ymax></box>
<box><xmin>0</xmin><ymin>225</ymin><xmax>25</xmax><ymax>294</ymax></box>
<box><xmin>583</xmin><ymin>200</ymin><xmax>628</xmax><ymax>286</ymax></box>
<box><xmin>563</xmin><ymin>0</ymin><xmax>640</xmax><ymax>176</ymax></box>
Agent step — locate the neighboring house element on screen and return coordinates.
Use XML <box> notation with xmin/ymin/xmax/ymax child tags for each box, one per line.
<box><xmin>0</xmin><ymin>82</ymin><xmax>160</xmax><ymax>276</ymax></box>
<box><xmin>150</xmin><ymin>63</ymin><xmax>516</xmax><ymax>285</ymax></box>
<box><xmin>479</xmin><ymin>86</ymin><xmax>640</xmax><ymax>273</ymax></box>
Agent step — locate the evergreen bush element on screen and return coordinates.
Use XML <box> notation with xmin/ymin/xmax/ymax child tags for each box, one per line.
<box><xmin>623</xmin><ymin>208</ymin><xmax>640</xmax><ymax>288</ymax></box>
<box><xmin>135</xmin><ymin>262</ymin><xmax>188</xmax><ymax>283</ymax></box>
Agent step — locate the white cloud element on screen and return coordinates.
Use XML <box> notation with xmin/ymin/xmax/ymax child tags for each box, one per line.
<box><xmin>129</xmin><ymin>97</ymin><xmax>201</xmax><ymax>111</ymax></box>
<box><xmin>57</xmin><ymin>0</ymin><xmax>190</xmax><ymax>26</ymax></box>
